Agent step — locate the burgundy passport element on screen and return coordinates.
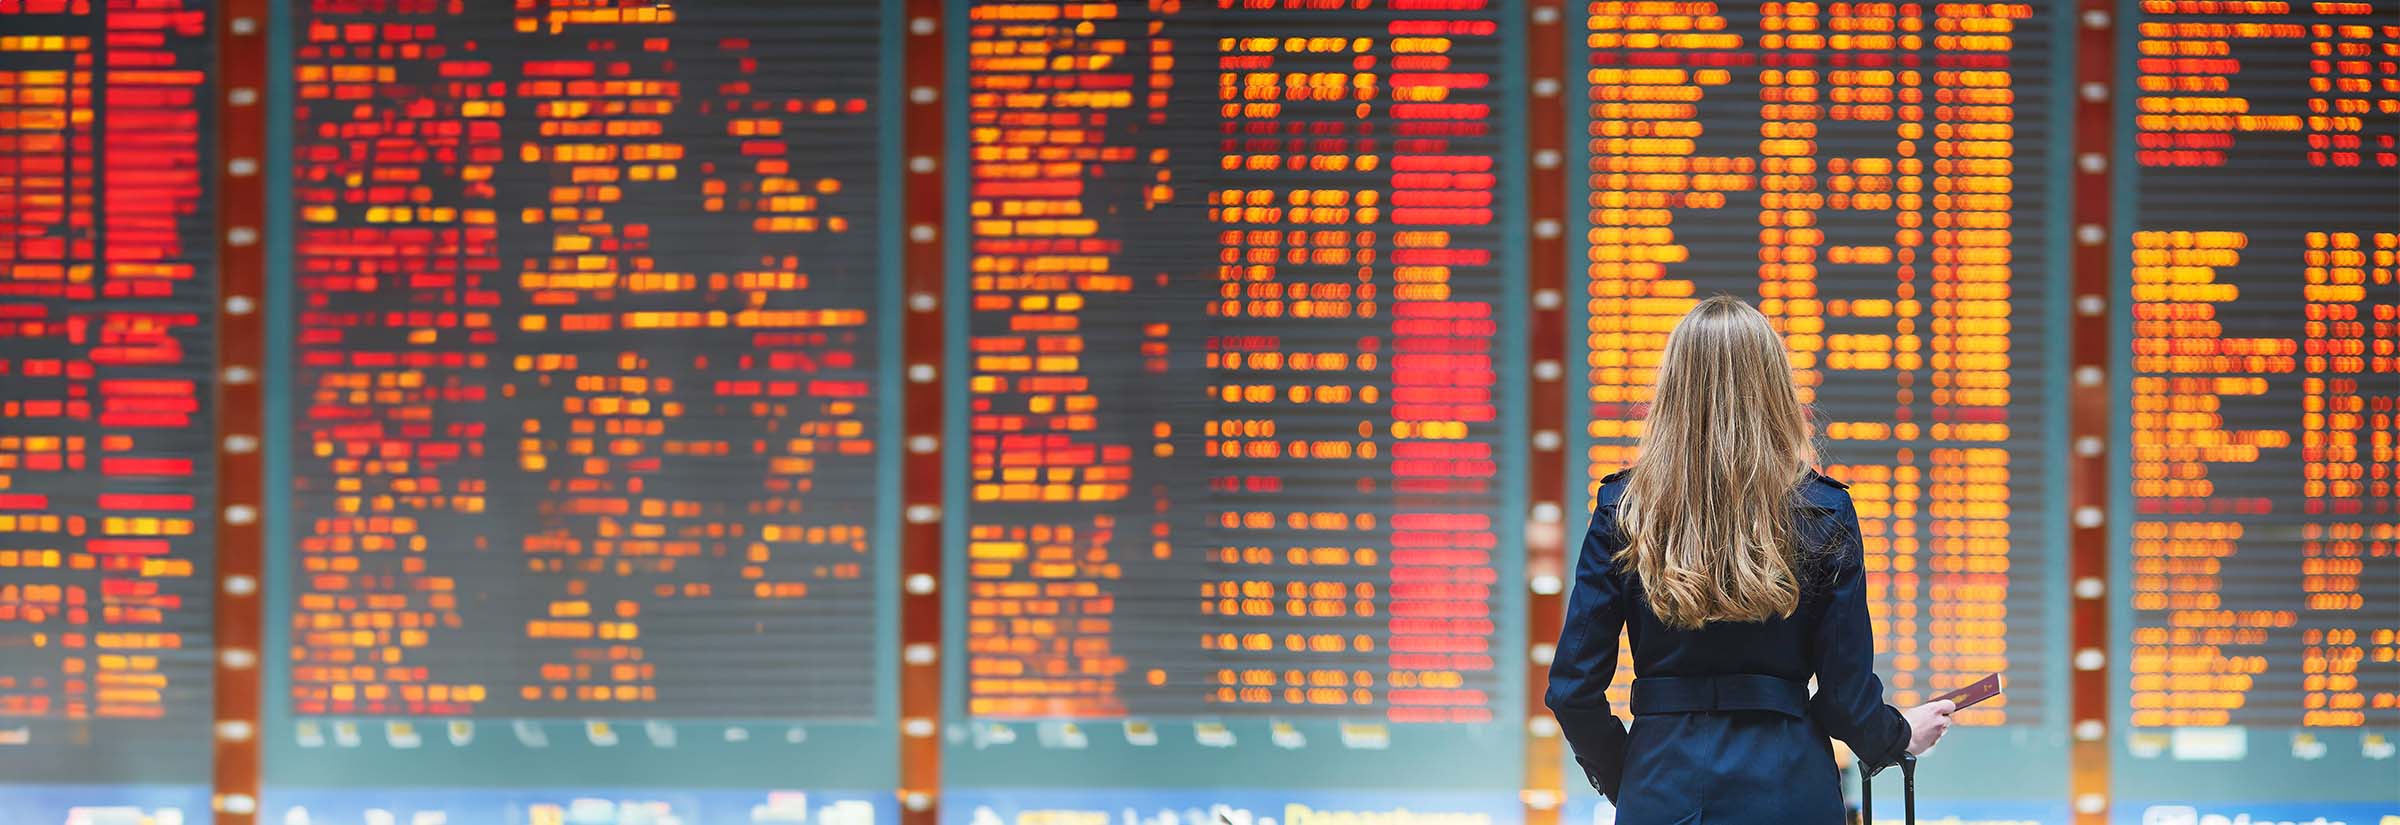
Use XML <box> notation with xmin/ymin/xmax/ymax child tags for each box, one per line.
<box><xmin>1934</xmin><ymin>673</ymin><xmax>2003</xmax><ymax>710</ymax></box>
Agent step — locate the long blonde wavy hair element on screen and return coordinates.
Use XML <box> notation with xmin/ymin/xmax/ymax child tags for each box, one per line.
<box><xmin>1615</xmin><ymin>295</ymin><xmax>1814</xmax><ymax>630</ymax></box>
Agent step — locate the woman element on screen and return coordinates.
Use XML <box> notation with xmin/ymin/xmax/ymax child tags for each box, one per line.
<box><xmin>1546</xmin><ymin>296</ymin><xmax>1954</xmax><ymax>822</ymax></box>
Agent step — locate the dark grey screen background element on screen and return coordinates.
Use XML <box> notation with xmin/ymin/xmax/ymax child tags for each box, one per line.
<box><xmin>942</xmin><ymin>0</ymin><xmax>1531</xmax><ymax>790</ymax></box>
<box><xmin>279</xmin><ymin>2</ymin><xmax>885</xmax><ymax>720</ymax></box>
<box><xmin>2109</xmin><ymin>0</ymin><xmax>2399</xmax><ymax>805</ymax></box>
<box><xmin>0</xmin><ymin>1</ymin><xmax>218</xmax><ymax>784</ymax></box>
<box><xmin>260</xmin><ymin>0</ymin><xmax>903</xmax><ymax>794</ymax></box>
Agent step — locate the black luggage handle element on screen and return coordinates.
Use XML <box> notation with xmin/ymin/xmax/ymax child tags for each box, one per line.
<box><xmin>1859</xmin><ymin>752</ymin><xmax>1916</xmax><ymax>825</ymax></box>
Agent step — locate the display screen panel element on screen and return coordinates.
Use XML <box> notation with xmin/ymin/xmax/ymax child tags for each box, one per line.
<box><xmin>0</xmin><ymin>1</ymin><xmax>219</xmax><ymax>814</ymax></box>
<box><xmin>1566</xmin><ymin>1</ymin><xmax>2073</xmax><ymax>818</ymax></box>
<box><xmin>265</xmin><ymin>0</ymin><xmax>900</xmax><ymax>803</ymax></box>
<box><xmin>945</xmin><ymin>0</ymin><xmax>1528</xmax><ymax>796</ymax></box>
<box><xmin>2110</xmin><ymin>1</ymin><xmax>2399</xmax><ymax>819</ymax></box>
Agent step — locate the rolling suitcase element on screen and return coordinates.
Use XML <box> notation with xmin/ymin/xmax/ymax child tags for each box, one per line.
<box><xmin>1859</xmin><ymin>753</ymin><xmax>1916</xmax><ymax>825</ymax></box>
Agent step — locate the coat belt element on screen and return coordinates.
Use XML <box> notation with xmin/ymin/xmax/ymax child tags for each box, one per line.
<box><xmin>1630</xmin><ymin>674</ymin><xmax>1810</xmax><ymax>719</ymax></box>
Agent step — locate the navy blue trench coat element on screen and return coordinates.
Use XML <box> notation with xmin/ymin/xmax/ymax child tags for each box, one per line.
<box><xmin>1546</xmin><ymin>469</ymin><xmax>1911</xmax><ymax>824</ymax></box>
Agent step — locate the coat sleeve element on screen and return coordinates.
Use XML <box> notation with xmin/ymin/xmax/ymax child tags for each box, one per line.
<box><xmin>1544</xmin><ymin>503</ymin><xmax>1630</xmax><ymax>801</ymax></box>
<box><xmin>1806</xmin><ymin>495</ymin><xmax>1914</xmax><ymax>773</ymax></box>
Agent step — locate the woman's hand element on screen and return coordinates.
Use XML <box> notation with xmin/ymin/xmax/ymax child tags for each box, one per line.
<box><xmin>1902</xmin><ymin>699</ymin><xmax>1956</xmax><ymax>755</ymax></box>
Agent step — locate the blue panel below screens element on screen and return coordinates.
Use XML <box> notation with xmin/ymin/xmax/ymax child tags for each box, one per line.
<box><xmin>0</xmin><ymin>785</ymin><xmax>210</xmax><ymax>825</ymax></box>
<box><xmin>2111</xmin><ymin>803</ymin><xmax>2400</xmax><ymax>825</ymax></box>
<box><xmin>1578</xmin><ymin>800</ymin><xmax>2074</xmax><ymax>825</ymax></box>
<box><xmin>940</xmin><ymin>790</ymin><xmax>1521</xmax><ymax>825</ymax></box>
<box><xmin>262</xmin><ymin>790</ymin><xmax>894</xmax><ymax>825</ymax></box>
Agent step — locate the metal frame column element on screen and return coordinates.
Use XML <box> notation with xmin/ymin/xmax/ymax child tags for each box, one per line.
<box><xmin>2066</xmin><ymin>4</ymin><xmax>2120</xmax><ymax>823</ymax></box>
<box><xmin>211</xmin><ymin>1</ymin><xmax>270</xmax><ymax>820</ymax></box>
<box><xmin>899</xmin><ymin>1</ymin><xmax>949</xmax><ymax>823</ymax></box>
<box><xmin>1521</xmin><ymin>1</ymin><xmax>1573</xmax><ymax>822</ymax></box>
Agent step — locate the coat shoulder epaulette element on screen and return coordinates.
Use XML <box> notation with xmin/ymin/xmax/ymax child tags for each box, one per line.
<box><xmin>1796</xmin><ymin>469</ymin><xmax>1851</xmax><ymax>511</ymax></box>
<box><xmin>1592</xmin><ymin>469</ymin><xmax>1632</xmax><ymax>508</ymax></box>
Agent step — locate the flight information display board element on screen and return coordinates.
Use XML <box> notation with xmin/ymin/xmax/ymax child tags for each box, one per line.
<box><xmin>2111</xmin><ymin>0</ymin><xmax>2398</xmax><ymax>815</ymax></box>
<box><xmin>266</xmin><ymin>0</ymin><xmax>898</xmax><ymax>800</ymax></box>
<box><xmin>1573</xmin><ymin>0</ymin><xmax>2062</xmax><ymax>718</ymax></box>
<box><xmin>0</xmin><ymin>0</ymin><xmax>219</xmax><ymax>803</ymax></box>
<box><xmin>945</xmin><ymin>0</ymin><xmax>1525</xmax><ymax>793</ymax></box>
<box><xmin>1567</xmin><ymin>1</ymin><xmax>2070</xmax><ymax>816</ymax></box>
